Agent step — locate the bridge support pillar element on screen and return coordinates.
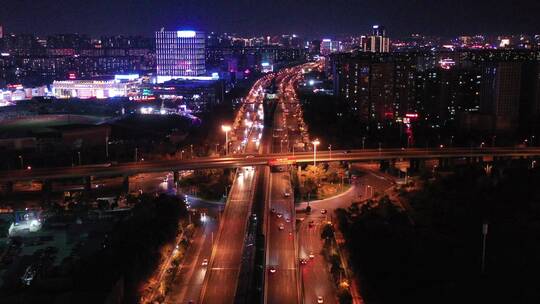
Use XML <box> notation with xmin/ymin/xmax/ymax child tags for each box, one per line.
<box><xmin>3</xmin><ymin>181</ymin><xmax>13</xmax><ymax>194</ymax></box>
<box><xmin>173</xmin><ymin>171</ymin><xmax>180</xmax><ymax>185</ymax></box>
<box><xmin>42</xmin><ymin>180</ymin><xmax>52</xmax><ymax>194</ymax></box>
<box><xmin>437</xmin><ymin>158</ymin><xmax>454</xmax><ymax>170</ymax></box>
<box><xmin>437</xmin><ymin>158</ymin><xmax>445</xmax><ymax>169</ymax></box>
<box><xmin>84</xmin><ymin>176</ymin><xmax>92</xmax><ymax>191</ymax></box>
<box><xmin>408</xmin><ymin>159</ymin><xmax>425</xmax><ymax>173</ymax></box>
<box><xmin>379</xmin><ymin>160</ymin><xmax>390</xmax><ymax>172</ymax></box>
<box><xmin>122</xmin><ymin>175</ymin><xmax>130</xmax><ymax>193</ymax></box>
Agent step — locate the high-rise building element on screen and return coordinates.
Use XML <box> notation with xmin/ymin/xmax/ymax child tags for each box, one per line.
<box><xmin>155</xmin><ymin>30</ymin><xmax>206</xmax><ymax>83</ymax></box>
<box><xmin>363</xmin><ymin>25</ymin><xmax>390</xmax><ymax>53</ymax></box>
<box><xmin>480</xmin><ymin>62</ymin><xmax>522</xmax><ymax>131</ymax></box>
<box><xmin>320</xmin><ymin>39</ymin><xmax>340</xmax><ymax>56</ymax></box>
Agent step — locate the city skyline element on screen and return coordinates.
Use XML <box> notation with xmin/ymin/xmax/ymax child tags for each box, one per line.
<box><xmin>1</xmin><ymin>0</ymin><xmax>540</xmax><ymax>37</ymax></box>
<box><xmin>2</xmin><ymin>2</ymin><xmax>540</xmax><ymax>304</ymax></box>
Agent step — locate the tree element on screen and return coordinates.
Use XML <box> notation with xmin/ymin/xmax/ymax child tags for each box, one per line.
<box><xmin>305</xmin><ymin>164</ymin><xmax>326</xmax><ymax>181</ymax></box>
<box><xmin>326</xmin><ymin>162</ymin><xmax>346</xmax><ymax>183</ymax></box>
<box><xmin>337</xmin><ymin>288</ymin><xmax>353</xmax><ymax>304</ymax></box>
<box><xmin>321</xmin><ymin>223</ymin><xmax>335</xmax><ymax>240</ymax></box>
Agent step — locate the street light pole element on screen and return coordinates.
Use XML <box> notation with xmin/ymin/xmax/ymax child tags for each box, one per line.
<box><xmin>105</xmin><ymin>136</ymin><xmax>109</xmax><ymax>159</ymax></box>
<box><xmin>222</xmin><ymin>125</ymin><xmax>231</xmax><ymax>155</ymax></box>
<box><xmin>312</xmin><ymin>139</ymin><xmax>320</xmax><ymax>166</ymax></box>
<box><xmin>18</xmin><ymin>155</ymin><xmax>23</xmax><ymax>169</ymax></box>
<box><xmin>190</xmin><ymin>144</ymin><xmax>194</xmax><ymax>159</ymax></box>
<box><xmin>481</xmin><ymin>222</ymin><xmax>488</xmax><ymax>273</ymax></box>
<box><xmin>78</xmin><ymin>151</ymin><xmax>82</xmax><ymax>166</ymax></box>
<box><xmin>362</xmin><ymin>137</ymin><xmax>366</xmax><ymax>150</ymax></box>
<box><xmin>329</xmin><ymin>144</ymin><xmax>332</xmax><ymax>162</ymax></box>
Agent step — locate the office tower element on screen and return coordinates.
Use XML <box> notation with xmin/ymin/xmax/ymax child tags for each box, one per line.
<box><xmin>363</xmin><ymin>25</ymin><xmax>390</xmax><ymax>53</ymax></box>
<box><xmin>155</xmin><ymin>30</ymin><xmax>206</xmax><ymax>83</ymax></box>
<box><xmin>320</xmin><ymin>39</ymin><xmax>340</xmax><ymax>56</ymax></box>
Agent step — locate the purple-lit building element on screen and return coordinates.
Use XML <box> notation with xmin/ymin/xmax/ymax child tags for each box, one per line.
<box><xmin>155</xmin><ymin>30</ymin><xmax>206</xmax><ymax>83</ymax></box>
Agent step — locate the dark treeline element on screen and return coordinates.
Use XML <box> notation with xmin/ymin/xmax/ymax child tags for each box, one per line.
<box><xmin>69</xmin><ymin>194</ymin><xmax>186</xmax><ymax>303</ymax></box>
<box><xmin>336</xmin><ymin>164</ymin><xmax>540</xmax><ymax>304</ymax></box>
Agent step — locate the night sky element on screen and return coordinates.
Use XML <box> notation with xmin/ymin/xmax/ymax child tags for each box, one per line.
<box><xmin>1</xmin><ymin>0</ymin><xmax>539</xmax><ymax>37</ymax></box>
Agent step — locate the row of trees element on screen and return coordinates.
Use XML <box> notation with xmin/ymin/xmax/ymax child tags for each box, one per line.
<box><xmin>319</xmin><ymin>222</ymin><xmax>353</xmax><ymax>304</ymax></box>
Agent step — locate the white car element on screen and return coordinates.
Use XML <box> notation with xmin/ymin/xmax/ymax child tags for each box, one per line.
<box><xmin>201</xmin><ymin>258</ymin><xmax>208</xmax><ymax>266</ymax></box>
<box><xmin>317</xmin><ymin>296</ymin><xmax>324</xmax><ymax>303</ymax></box>
<box><xmin>283</xmin><ymin>191</ymin><xmax>291</xmax><ymax>197</ymax></box>
<box><xmin>279</xmin><ymin>224</ymin><xmax>285</xmax><ymax>230</ymax></box>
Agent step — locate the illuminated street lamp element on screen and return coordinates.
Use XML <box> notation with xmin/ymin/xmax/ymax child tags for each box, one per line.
<box><xmin>365</xmin><ymin>185</ymin><xmax>373</xmax><ymax>198</ymax></box>
<box><xmin>222</xmin><ymin>125</ymin><xmax>231</xmax><ymax>155</ymax></box>
<box><xmin>312</xmin><ymin>139</ymin><xmax>320</xmax><ymax>166</ymax></box>
<box><xmin>329</xmin><ymin>144</ymin><xmax>332</xmax><ymax>161</ymax></box>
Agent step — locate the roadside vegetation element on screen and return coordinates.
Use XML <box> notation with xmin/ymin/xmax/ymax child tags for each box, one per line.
<box><xmin>177</xmin><ymin>168</ymin><xmax>233</xmax><ymax>201</ymax></box>
<box><xmin>336</xmin><ymin>162</ymin><xmax>540</xmax><ymax>303</ymax></box>
<box><xmin>293</xmin><ymin>162</ymin><xmax>348</xmax><ymax>201</ymax></box>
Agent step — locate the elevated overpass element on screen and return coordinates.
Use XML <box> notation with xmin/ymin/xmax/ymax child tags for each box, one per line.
<box><xmin>1</xmin><ymin>147</ymin><xmax>540</xmax><ymax>184</ymax></box>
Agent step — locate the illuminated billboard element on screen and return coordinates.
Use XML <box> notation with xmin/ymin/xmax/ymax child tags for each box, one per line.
<box><xmin>177</xmin><ymin>30</ymin><xmax>196</xmax><ymax>38</ymax></box>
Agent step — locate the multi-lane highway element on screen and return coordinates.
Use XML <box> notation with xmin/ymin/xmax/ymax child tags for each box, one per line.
<box><xmin>199</xmin><ymin>166</ymin><xmax>257</xmax><ymax>304</ymax></box>
<box><xmin>198</xmin><ymin>73</ymin><xmax>272</xmax><ymax>304</ymax></box>
<box><xmin>264</xmin><ymin>61</ymin><xmax>330</xmax><ymax>303</ymax></box>
<box><xmin>264</xmin><ymin>64</ymin><xmax>316</xmax><ymax>304</ymax></box>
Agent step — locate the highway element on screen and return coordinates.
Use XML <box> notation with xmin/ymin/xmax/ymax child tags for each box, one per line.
<box><xmin>3</xmin><ymin>147</ymin><xmax>540</xmax><ymax>183</ymax></box>
<box><xmin>265</xmin><ymin>62</ymin><xmax>321</xmax><ymax>304</ymax></box>
<box><xmin>198</xmin><ymin>72</ymin><xmax>271</xmax><ymax>304</ymax></box>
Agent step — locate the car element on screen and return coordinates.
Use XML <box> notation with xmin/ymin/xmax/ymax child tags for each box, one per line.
<box><xmin>309</xmin><ymin>252</ymin><xmax>315</xmax><ymax>259</ymax></box>
<box><xmin>300</xmin><ymin>258</ymin><xmax>307</xmax><ymax>265</ymax></box>
<box><xmin>277</xmin><ymin>213</ymin><xmax>283</xmax><ymax>218</ymax></box>
<box><xmin>279</xmin><ymin>224</ymin><xmax>285</xmax><ymax>230</ymax></box>
<box><xmin>285</xmin><ymin>217</ymin><xmax>290</xmax><ymax>223</ymax></box>
<box><xmin>308</xmin><ymin>221</ymin><xmax>315</xmax><ymax>228</ymax></box>
<box><xmin>269</xmin><ymin>266</ymin><xmax>277</xmax><ymax>273</ymax></box>
<box><xmin>317</xmin><ymin>296</ymin><xmax>324</xmax><ymax>303</ymax></box>
<box><xmin>320</xmin><ymin>209</ymin><xmax>327</xmax><ymax>214</ymax></box>
<box><xmin>271</xmin><ymin>208</ymin><xmax>276</xmax><ymax>214</ymax></box>
<box><xmin>201</xmin><ymin>258</ymin><xmax>208</xmax><ymax>266</ymax></box>
<box><xmin>283</xmin><ymin>191</ymin><xmax>291</xmax><ymax>197</ymax></box>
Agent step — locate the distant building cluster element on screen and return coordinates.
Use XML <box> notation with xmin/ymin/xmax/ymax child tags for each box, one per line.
<box><xmin>0</xmin><ymin>33</ymin><xmax>155</xmax><ymax>86</ymax></box>
<box><xmin>328</xmin><ymin>49</ymin><xmax>540</xmax><ymax>133</ymax></box>
<box><xmin>1</xmin><ymin>23</ymin><xmax>540</xmax><ymax>125</ymax></box>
